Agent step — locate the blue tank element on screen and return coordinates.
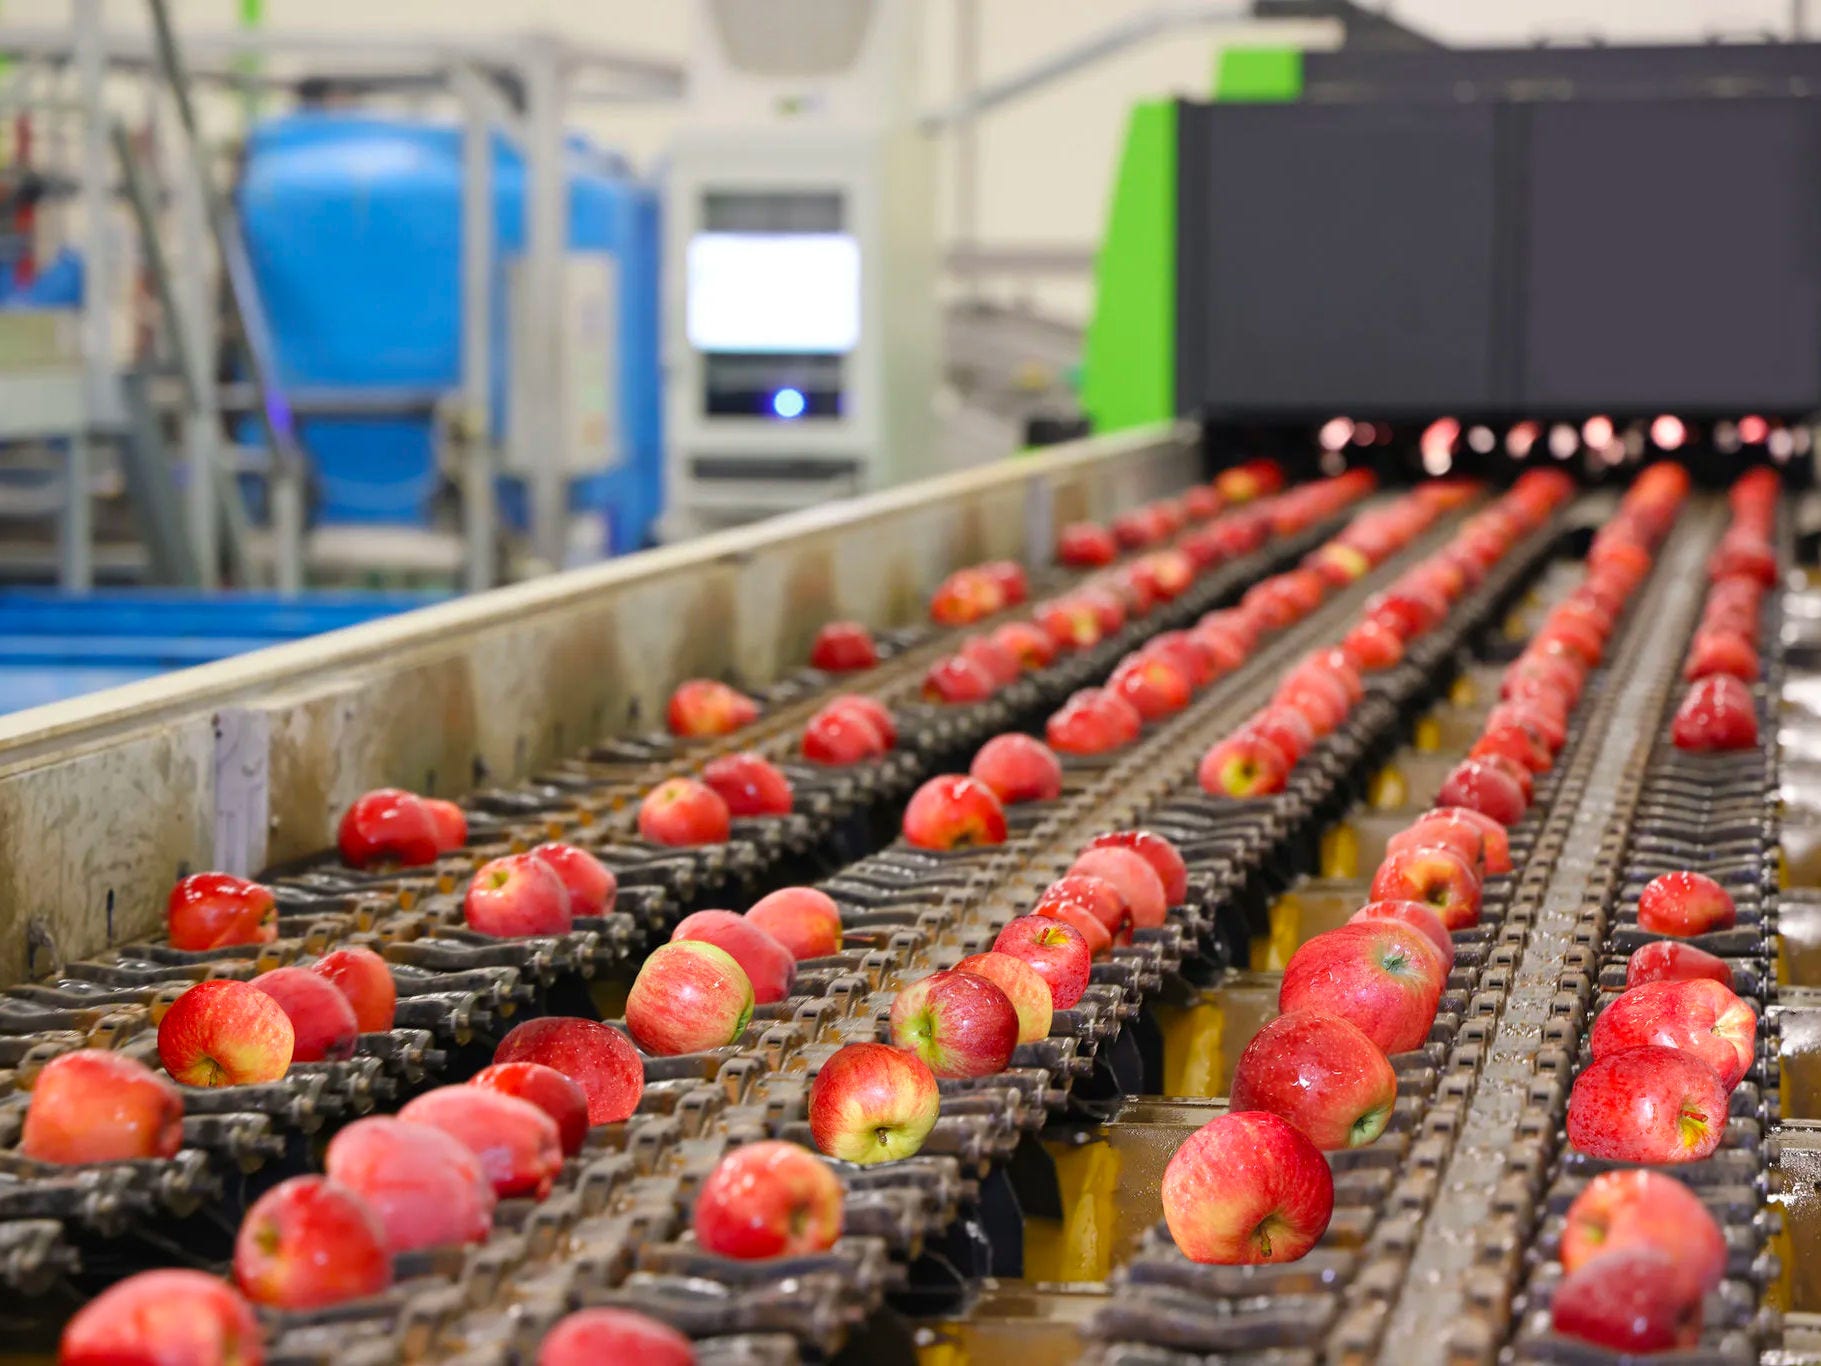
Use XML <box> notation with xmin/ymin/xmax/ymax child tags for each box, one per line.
<box><xmin>238</xmin><ymin>112</ymin><xmax>663</xmax><ymax>553</ymax></box>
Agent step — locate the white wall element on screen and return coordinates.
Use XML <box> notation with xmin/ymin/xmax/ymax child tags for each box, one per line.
<box><xmin>4</xmin><ymin>0</ymin><xmax>1804</xmax><ymax>322</ymax></box>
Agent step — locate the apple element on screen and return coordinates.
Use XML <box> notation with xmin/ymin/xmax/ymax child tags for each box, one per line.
<box><xmin>1274</xmin><ymin>677</ymin><xmax>1350</xmax><ymax>737</ymax></box>
<box><xmin>954</xmin><ymin>952</ymin><xmax>1054</xmax><ymax>1043</ymax></box>
<box><xmin>636</xmin><ymin>777</ymin><xmax>731</xmax><ymax>846</ymax></box>
<box><xmin>901</xmin><ymin>774</ymin><xmax>1008</xmax><ymax>850</ymax></box>
<box><xmin>626</xmin><ymin>940</ymin><xmax>754</xmax><ymax>1055</ymax></box>
<box><xmin>1081</xmin><ymin>832</ymin><xmax>1186</xmax><ymax>908</ymax></box>
<box><xmin>1368</xmin><ymin>846</ymin><xmax>1482</xmax><ymax>930</ymax></box>
<box><xmin>539</xmin><ymin>1312</ymin><xmax>695</xmax><ymax>1366</ymax></box>
<box><xmin>809</xmin><ymin>621</ymin><xmax>878</xmax><ymax>672</ymax></box>
<box><xmin>701</xmin><ymin>752</ymin><xmax>794</xmax><ymax>817</ymax></box>
<box><xmin>992</xmin><ymin>620</ymin><xmax>1059</xmax><ymax>672</ymax></box>
<box><xmin>1161</xmin><ymin>1110</ymin><xmax>1334</xmax><ymax>1265</ymax></box>
<box><xmin>1184</xmin><ymin>484</ymin><xmax>1223</xmax><ymax>520</ymax></box>
<box><xmin>423</xmin><ymin>799</ymin><xmax>468</xmax><ymax>852</ymax></box>
<box><xmin>824</xmin><ymin>693</ymin><xmax>897</xmax><ymax>748</ymax></box>
<box><xmin>312</xmin><ymin>946</ymin><xmax>397</xmax><ymax>1033</ymax></box>
<box><xmin>802</xmin><ymin>704</ymin><xmax>888</xmax><ymax>765</ymax></box>
<box><xmin>1229</xmin><ymin>1011</ymin><xmax>1398</xmax><ymax>1150</ymax></box>
<box><xmin>1470</xmin><ymin>720</ymin><xmax>1552</xmax><ymax>774</ymax></box>
<box><xmin>1385</xmin><ymin>818</ymin><xmax>1483</xmax><ymax>872</ymax></box>
<box><xmin>470</xmin><ymin>1062</ymin><xmax>590</xmax><ymax>1156</ymax></box>
<box><xmin>1196</xmin><ymin>607</ymin><xmax>1257</xmax><ymax>652</ymax></box>
<box><xmin>1250</xmin><ymin>706</ymin><xmax>1316</xmax><ymax>766</ymax></box>
<box><xmin>969</xmin><ymin>733</ymin><xmax>1064</xmax><ymax>805</ymax></box>
<box><xmin>888</xmin><ymin>969</ymin><xmax>1019</xmax><ymax>1077</ymax></box>
<box><xmin>1069</xmin><ymin>846</ymin><xmax>1167</xmax><ymax>930</ymax></box>
<box><xmin>982</xmin><ymin>559</ymin><xmax>1030</xmax><ymax>605</ymax></box>
<box><xmin>1036</xmin><ymin>597</ymin><xmax>1104</xmax><ymax>651</ymax></box>
<box><xmin>1560</xmin><ymin>1169</ymin><xmax>1725</xmax><ymax>1298</ymax></box>
<box><xmin>1199</xmin><ymin>731</ymin><xmax>1290</xmax><ymax>797</ymax></box>
<box><xmin>1110</xmin><ymin>655</ymin><xmax>1192</xmax><ymax>721</ymax></box>
<box><xmin>930</xmin><ymin>567</ymin><xmax>1005</xmax><ymax>625</ymax></box>
<box><xmin>1032</xmin><ymin>892</ymin><xmax>1115</xmax><ymax>957</ymax></box>
<box><xmin>1565</xmin><ymin>1045</ymin><xmax>1728</xmax><ymax>1163</ymax></box>
<box><xmin>338</xmin><ymin>788</ymin><xmax>441</xmax><ymax>869</ymax></box>
<box><xmin>1685</xmin><ymin>631</ymin><xmax>1758</xmax><ymax>683</ymax></box>
<box><xmin>463</xmin><ymin>853</ymin><xmax>574</xmax><ymax>938</ymax></box>
<box><xmin>922</xmin><ymin>653</ymin><xmax>999</xmax><ymax>704</ymax></box>
<box><xmin>1637</xmin><ymin>870</ymin><xmax>1738</xmax><ymax>936</ymax></box>
<box><xmin>1349</xmin><ymin>900</ymin><xmax>1454</xmax><ymax>972</ymax></box>
<box><xmin>60</xmin><ymin>1271</ymin><xmax>261</xmax><ymax>1366</ymax></box>
<box><xmin>1424</xmin><ymin>806</ymin><xmax>1512</xmax><ymax>875</ymax></box>
<box><xmin>1340</xmin><ymin>619</ymin><xmax>1403</xmax><ymax>672</ymax></box>
<box><xmin>1488</xmin><ymin>700</ymin><xmax>1566</xmax><ymax>753</ymax></box>
<box><xmin>399</xmin><ymin>1084</ymin><xmax>564</xmax><ymax>1200</ymax></box>
<box><xmin>807</xmin><ymin>1041</ymin><xmax>940</xmax><ymax>1165</ymax></box>
<box><xmin>1475</xmin><ymin>750</ymin><xmax>1535</xmax><ymax>805</ymax></box>
<box><xmin>166</xmin><ymin>873</ymin><xmax>277</xmax><ymax>952</ymax></box>
<box><xmin>1045</xmin><ymin>688</ymin><xmax>1143</xmax><ymax>755</ymax></box>
<box><xmin>529</xmin><ymin>842</ymin><xmax>617</xmax><ymax>917</ymax></box>
<box><xmin>666</xmin><ymin>679</ymin><xmax>758</xmax><ymax>738</ymax></box>
<box><xmin>1672</xmin><ymin>674</ymin><xmax>1759</xmax><ymax>751</ymax></box>
<box><xmin>323</xmin><ymin>1115</ymin><xmax>496</xmax><ymax>1252</ymax></box>
<box><xmin>251</xmin><ymin>966</ymin><xmax>360</xmax><ymax>1063</ymax></box>
<box><xmin>672</xmin><ymin>910</ymin><xmax>796</xmax><ymax>1004</ymax></box>
<box><xmin>1590</xmin><ymin>977</ymin><xmax>1757</xmax><ymax>1091</ymax></box>
<box><xmin>158</xmin><ymin>979</ymin><xmax>295</xmax><ymax>1087</ymax></box>
<box><xmin>1627</xmin><ymin>940</ymin><xmax>1732</xmax><ymax>989</ymax></box>
<box><xmin>746</xmin><ymin>887</ymin><xmax>843</xmax><ymax>961</ymax></box>
<box><xmin>992</xmin><ymin>914</ymin><xmax>1092</xmax><ymax>1009</ymax></box>
<box><xmin>1436</xmin><ymin>759</ymin><xmax>1527</xmax><ymax>827</ymax></box>
<box><xmin>494</xmin><ymin>1017</ymin><xmax>644</xmax><ymax>1124</ymax></box>
<box><xmin>1551</xmin><ymin>1248</ymin><xmax>1704</xmax><ymax>1352</ymax></box>
<box><xmin>1144</xmin><ymin>632</ymin><xmax>1218</xmax><ymax>689</ymax></box>
<box><xmin>22</xmin><ymin>1049</ymin><xmax>184</xmax><ymax>1165</ymax></box>
<box><xmin>233</xmin><ymin>1175</ymin><xmax>392</xmax><ymax>1310</ymax></box>
<box><xmin>1278</xmin><ymin>923</ymin><xmax>1445</xmax><ymax>1055</ymax></box>
<box><xmin>694</xmin><ymin>1138</ymin><xmax>844</xmax><ymax>1259</ymax></box>
<box><xmin>959</xmin><ymin>633</ymin><xmax>1022</xmax><ymax>686</ymax></box>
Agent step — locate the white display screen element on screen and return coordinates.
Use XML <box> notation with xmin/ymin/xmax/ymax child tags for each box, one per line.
<box><xmin>686</xmin><ymin>232</ymin><xmax>861</xmax><ymax>354</ymax></box>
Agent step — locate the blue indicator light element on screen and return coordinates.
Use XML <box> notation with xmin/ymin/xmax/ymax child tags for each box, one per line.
<box><xmin>771</xmin><ymin>387</ymin><xmax>807</xmax><ymax>419</ymax></box>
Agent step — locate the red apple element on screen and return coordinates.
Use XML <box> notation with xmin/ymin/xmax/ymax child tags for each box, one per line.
<box><xmin>1069</xmin><ymin>846</ymin><xmax>1167</xmax><ymax>930</ymax></box>
<box><xmin>809</xmin><ymin>621</ymin><xmax>878</xmax><ymax>672</ymax></box>
<box><xmin>1368</xmin><ymin>846</ymin><xmax>1482</xmax><ymax>930</ymax></box>
<box><xmin>694</xmin><ymin>1140</ymin><xmax>843</xmax><ymax>1258</ymax></box>
<box><xmin>529</xmin><ymin>842</ymin><xmax>617</xmax><ymax>917</ymax></box>
<box><xmin>234</xmin><ymin>1175</ymin><xmax>392</xmax><ymax>1309</ymax></box>
<box><xmin>399</xmin><ymin>1084</ymin><xmax>564</xmax><ymax>1200</ymax></box>
<box><xmin>746</xmin><ymin>887</ymin><xmax>843</xmax><ymax>961</ymax></box>
<box><xmin>970</xmin><ymin>733</ymin><xmax>1063</xmax><ymax>805</ymax></box>
<box><xmin>901</xmin><ymin>774</ymin><xmax>1008</xmax><ymax>850</ymax></box>
<box><xmin>1424</xmin><ymin>806</ymin><xmax>1513</xmax><ymax>875</ymax></box>
<box><xmin>158</xmin><ymin>979</ymin><xmax>295</xmax><ymax>1087</ymax></box>
<box><xmin>824</xmin><ymin>693</ymin><xmax>897</xmax><ymax>748</ymax></box>
<box><xmin>60</xmin><ymin>1271</ymin><xmax>261</xmax><ymax>1366</ymax></box>
<box><xmin>464</xmin><ymin>853</ymin><xmax>575</xmax><ymax>938</ymax></box>
<box><xmin>1045</xmin><ymin>687</ymin><xmax>1143</xmax><ymax>756</ymax></box>
<box><xmin>1470</xmin><ymin>720</ymin><xmax>1552</xmax><ymax>774</ymax></box>
<box><xmin>1385</xmin><ymin>818</ymin><xmax>1482</xmax><ymax>873</ymax></box>
<box><xmin>1437</xmin><ymin>759</ymin><xmax>1527</xmax><ymax>827</ymax></box>
<box><xmin>470</xmin><ymin>1062</ymin><xmax>590</xmax><ymax>1156</ymax></box>
<box><xmin>1349</xmin><ymin>900</ymin><xmax>1454</xmax><ymax>972</ymax></box>
<box><xmin>1032</xmin><ymin>890</ymin><xmax>1116</xmax><ymax>957</ymax></box>
<box><xmin>802</xmin><ymin>704</ymin><xmax>888</xmax><ymax>765</ymax></box>
<box><xmin>538</xmin><ymin>1309</ymin><xmax>695</xmax><ymax>1366</ymax></box>
<box><xmin>701</xmin><ymin>751</ymin><xmax>794</xmax><ymax>818</ymax></box>
<box><xmin>1340</xmin><ymin>619</ymin><xmax>1403</xmax><ymax>672</ymax></box>
<box><xmin>992</xmin><ymin>620</ymin><xmax>1059</xmax><ymax>672</ymax></box>
<box><xmin>666</xmin><ymin>679</ymin><xmax>759</xmax><ymax>738</ymax></box>
<box><xmin>1561</xmin><ymin>1169</ymin><xmax>1725</xmax><ymax>1298</ymax></box>
<box><xmin>1551</xmin><ymin>1248</ymin><xmax>1704</xmax><ymax>1352</ymax></box>
<box><xmin>423</xmin><ymin>799</ymin><xmax>468</xmax><ymax>852</ymax></box>
<box><xmin>1036</xmin><ymin>597</ymin><xmax>1104</xmax><ymax>651</ymax></box>
<box><xmin>955</xmin><ymin>951</ymin><xmax>1054</xmax><ymax>1043</ymax></box>
<box><xmin>1229</xmin><ymin>1010</ymin><xmax>1398</xmax><ymax>1150</ymax></box>
<box><xmin>807</xmin><ymin>1041</ymin><xmax>940</xmax><ymax>1164</ymax></box>
<box><xmin>1626</xmin><ymin>940</ymin><xmax>1732</xmax><ymax>989</ymax></box>
<box><xmin>1199</xmin><ymin>731</ymin><xmax>1290</xmax><ymax>797</ymax></box>
<box><xmin>1475</xmin><ymin>750</ymin><xmax>1535</xmax><ymax>804</ymax></box>
<box><xmin>1672</xmin><ymin>675</ymin><xmax>1759</xmax><ymax>751</ymax></box>
<box><xmin>672</xmin><ymin>909</ymin><xmax>796</xmax><ymax>1005</ymax></box>
<box><xmin>251</xmin><ymin>966</ymin><xmax>360</xmax><ymax>1063</ymax></box>
<box><xmin>636</xmin><ymin>777</ymin><xmax>732</xmax><ymax>846</ymax></box>
<box><xmin>1278</xmin><ymin>923</ymin><xmax>1445</xmax><ymax>1055</ymax></box>
<box><xmin>930</xmin><ymin>566</ymin><xmax>1006</xmax><ymax>625</ymax></box>
<box><xmin>1637</xmin><ymin>870</ymin><xmax>1737</xmax><ymax>936</ymax></box>
<box><xmin>959</xmin><ymin>633</ymin><xmax>1022</xmax><ymax>686</ymax></box>
<box><xmin>626</xmin><ymin>940</ymin><xmax>754</xmax><ymax>1055</ymax></box>
<box><xmin>1144</xmin><ymin>632</ymin><xmax>1218</xmax><ymax>689</ymax></box>
<box><xmin>1566</xmin><ymin>1046</ymin><xmax>1728</xmax><ymax>1163</ymax></box>
<box><xmin>1035</xmin><ymin>871</ymin><xmax>1127</xmax><ymax>931</ymax></box>
<box><xmin>1250</xmin><ymin>706</ymin><xmax>1316</xmax><ymax>766</ymax></box>
<box><xmin>323</xmin><ymin>1115</ymin><xmax>496</xmax><ymax>1252</ymax></box>
<box><xmin>22</xmin><ymin>1049</ymin><xmax>184</xmax><ymax>1165</ymax></box>
<box><xmin>494</xmin><ymin>1017</ymin><xmax>644</xmax><ymax>1125</ymax></box>
<box><xmin>312</xmin><ymin>946</ymin><xmax>397</xmax><ymax>1033</ymax></box>
<box><xmin>1083</xmin><ymin>830</ymin><xmax>1187</xmax><ymax>905</ymax></box>
<box><xmin>992</xmin><ymin>914</ymin><xmax>1092</xmax><ymax>1009</ymax></box>
<box><xmin>338</xmin><ymin>788</ymin><xmax>441</xmax><ymax>869</ymax></box>
<box><xmin>1110</xmin><ymin>655</ymin><xmax>1192</xmax><ymax>721</ymax></box>
<box><xmin>922</xmin><ymin>653</ymin><xmax>999</xmax><ymax>704</ymax></box>
<box><xmin>982</xmin><ymin>560</ymin><xmax>1030</xmax><ymax>606</ymax></box>
<box><xmin>1685</xmin><ymin>631</ymin><xmax>1759</xmax><ymax>683</ymax></box>
<box><xmin>1161</xmin><ymin>1110</ymin><xmax>1334</xmax><ymax>1265</ymax></box>
<box><xmin>888</xmin><ymin>969</ymin><xmax>1019</xmax><ymax>1078</ymax></box>
<box><xmin>166</xmin><ymin>873</ymin><xmax>277</xmax><ymax>952</ymax></box>
<box><xmin>1591</xmin><ymin>977</ymin><xmax>1757</xmax><ymax>1091</ymax></box>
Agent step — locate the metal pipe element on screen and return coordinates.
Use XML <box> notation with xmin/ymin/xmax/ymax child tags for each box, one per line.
<box><xmin>64</xmin><ymin>0</ymin><xmax>106</xmax><ymax>592</ymax></box>
<box><xmin>456</xmin><ymin>64</ymin><xmax>497</xmax><ymax>593</ymax></box>
<box><xmin>523</xmin><ymin>35</ymin><xmax>568</xmax><ymax>572</ymax></box>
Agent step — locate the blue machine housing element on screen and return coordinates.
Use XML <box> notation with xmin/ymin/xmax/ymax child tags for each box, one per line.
<box><xmin>238</xmin><ymin>112</ymin><xmax>663</xmax><ymax>553</ymax></box>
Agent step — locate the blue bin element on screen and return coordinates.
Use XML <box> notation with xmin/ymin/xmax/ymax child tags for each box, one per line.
<box><xmin>238</xmin><ymin>113</ymin><xmax>663</xmax><ymax>549</ymax></box>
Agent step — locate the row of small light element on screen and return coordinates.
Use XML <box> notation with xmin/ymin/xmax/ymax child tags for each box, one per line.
<box><xmin>1318</xmin><ymin>414</ymin><xmax>1810</xmax><ymax>476</ymax></box>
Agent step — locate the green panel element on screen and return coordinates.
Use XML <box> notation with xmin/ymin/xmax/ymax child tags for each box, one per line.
<box><xmin>1213</xmin><ymin>46</ymin><xmax>1303</xmax><ymax>102</ymax></box>
<box><xmin>1081</xmin><ymin>101</ymin><xmax>1177</xmax><ymax>433</ymax></box>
